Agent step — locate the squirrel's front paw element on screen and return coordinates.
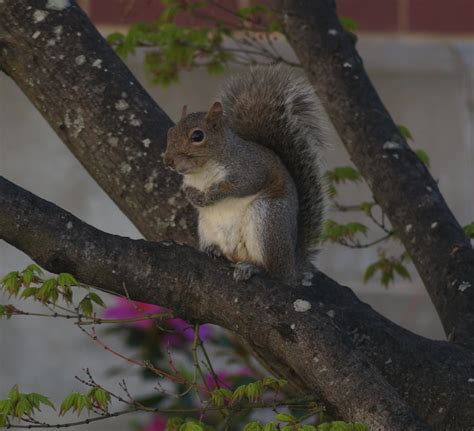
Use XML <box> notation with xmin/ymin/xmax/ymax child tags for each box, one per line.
<box><xmin>183</xmin><ymin>186</ymin><xmax>206</xmax><ymax>207</ymax></box>
<box><xmin>233</xmin><ymin>262</ymin><xmax>261</xmax><ymax>282</ymax></box>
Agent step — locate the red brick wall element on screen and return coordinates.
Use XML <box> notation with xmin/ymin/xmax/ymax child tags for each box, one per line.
<box><xmin>83</xmin><ymin>0</ymin><xmax>474</xmax><ymax>34</ymax></box>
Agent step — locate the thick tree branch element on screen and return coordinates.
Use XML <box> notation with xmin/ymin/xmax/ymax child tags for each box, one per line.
<box><xmin>271</xmin><ymin>0</ymin><xmax>474</xmax><ymax>346</ymax></box>
<box><xmin>0</xmin><ymin>0</ymin><xmax>195</xmax><ymax>244</ymax></box>
<box><xmin>0</xmin><ymin>177</ymin><xmax>428</xmax><ymax>429</ymax></box>
<box><xmin>3</xmin><ymin>176</ymin><xmax>474</xmax><ymax>430</ymax></box>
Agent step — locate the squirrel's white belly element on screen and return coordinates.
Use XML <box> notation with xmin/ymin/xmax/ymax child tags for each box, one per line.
<box><xmin>198</xmin><ymin>195</ymin><xmax>263</xmax><ymax>264</ymax></box>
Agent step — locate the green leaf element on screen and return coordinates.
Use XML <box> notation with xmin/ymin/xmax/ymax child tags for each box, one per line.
<box><xmin>26</xmin><ymin>393</ymin><xmax>55</xmax><ymax>411</ymax></box>
<box><xmin>394</xmin><ymin>263</ymin><xmax>411</xmax><ymax>280</ymax></box>
<box><xmin>261</xmin><ymin>377</ymin><xmax>287</xmax><ymax>390</ymax></box>
<box><xmin>20</xmin><ymin>287</ymin><xmax>39</xmax><ymax>300</ymax></box>
<box><xmin>25</xmin><ymin>264</ymin><xmax>42</xmax><ymax>274</ymax></box>
<box><xmin>166</xmin><ymin>417</ymin><xmax>184</xmax><ymax>431</ymax></box>
<box><xmin>57</xmin><ymin>273</ymin><xmax>78</xmax><ymax>288</ymax></box>
<box><xmin>8</xmin><ymin>385</ymin><xmax>19</xmax><ymax>403</ymax></box>
<box><xmin>80</xmin><ymin>298</ymin><xmax>93</xmax><ymax>317</ymax></box>
<box><xmin>230</xmin><ymin>384</ymin><xmax>247</xmax><ymax>404</ymax></box>
<box><xmin>88</xmin><ymin>292</ymin><xmax>106</xmax><ymax>308</ymax></box>
<box><xmin>179</xmin><ymin>421</ymin><xmax>205</xmax><ymax>431</ymax></box>
<box><xmin>106</xmin><ymin>32</ymin><xmax>125</xmax><ymax>45</ymax></box>
<box><xmin>363</xmin><ymin>262</ymin><xmax>379</xmax><ymax>283</ymax></box>
<box><xmin>414</xmin><ymin>149</ymin><xmax>430</xmax><ymax>167</ymax></box>
<box><xmin>88</xmin><ymin>387</ymin><xmax>110</xmax><ymax>410</ymax></box>
<box><xmin>22</xmin><ymin>269</ymin><xmax>33</xmax><ymax>288</ymax></box>
<box><xmin>275</xmin><ymin>413</ymin><xmax>295</xmax><ymax>423</ymax></box>
<box><xmin>243</xmin><ymin>422</ymin><xmax>263</xmax><ymax>431</ymax></box>
<box><xmin>244</xmin><ymin>382</ymin><xmax>263</xmax><ymax>402</ymax></box>
<box><xmin>321</xmin><ymin>220</ymin><xmax>368</xmax><ymax>243</ymax></box>
<box><xmin>359</xmin><ymin>201</ymin><xmax>375</xmax><ymax>215</ymax></box>
<box><xmin>37</xmin><ymin>278</ymin><xmax>59</xmax><ymax>303</ymax></box>
<box><xmin>325</xmin><ymin>166</ymin><xmax>361</xmax><ymax>185</ymax></box>
<box><xmin>463</xmin><ymin>222</ymin><xmax>474</xmax><ymax>239</ymax></box>
<box><xmin>397</xmin><ymin>124</ymin><xmax>413</xmax><ymax>140</ymax></box>
<box><xmin>263</xmin><ymin>423</ymin><xmax>278</xmax><ymax>431</ymax></box>
<box><xmin>339</xmin><ymin>16</ymin><xmax>359</xmax><ymax>32</ymax></box>
<box><xmin>1</xmin><ymin>272</ymin><xmax>20</xmax><ymax>296</ymax></box>
<box><xmin>59</xmin><ymin>393</ymin><xmax>78</xmax><ymax>416</ymax></box>
<box><xmin>210</xmin><ymin>388</ymin><xmax>232</xmax><ymax>407</ymax></box>
<box><xmin>14</xmin><ymin>397</ymin><xmax>32</xmax><ymax>418</ymax></box>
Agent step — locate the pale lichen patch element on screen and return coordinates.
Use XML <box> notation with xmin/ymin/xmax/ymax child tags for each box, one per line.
<box><xmin>383</xmin><ymin>141</ymin><xmax>402</xmax><ymax>150</ymax></box>
<box><xmin>107</xmin><ymin>136</ymin><xmax>119</xmax><ymax>147</ymax></box>
<box><xmin>293</xmin><ymin>299</ymin><xmax>311</xmax><ymax>312</ymax></box>
<box><xmin>142</xmin><ymin>138</ymin><xmax>151</xmax><ymax>148</ymax></box>
<box><xmin>431</xmin><ymin>222</ymin><xmax>438</xmax><ymax>229</ymax></box>
<box><xmin>405</xmin><ymin>224</ymin><xmax>413</xmax><ymax>233</ymax></box>
<box><xmin>328</xmin><ymin>29</ymin><xmax>338</xmax><ymax>36</ymax></box>
<box><xmin>64</xmin><ymin>109</ymin><xmax>85</xmax><ymax>138</ymax></box>
<box><xmin>46</xmin><ymin>0</ymin><xmax>71</xmax><ymax>10</ymax></box>
<box><xmin>32</xmin><ymin>31</ymin><xmax>41</xmax><ymax>39</ymax></box>
<box><xmin>326</xmin><ymin>310</ymin><xmax>335</xmax><ymax>318</ymax></box>
<box><xmin>75</xmin><ymin>55</ymin><xmax>86</xmax><ymax>66</ymax></box>
<box><xmin>92</xmin><ymin>59</ymin><xmax>103</xmax><ymax>69</ymax></box>
<box><xmin>458</xmin><ymin>281</ymin><xmax>471</xmax><ymax>292</ymax></box>
<box><xmin>115</xmin><ymin>99</ymin><xmax>129</xmax><ymax>111</ymax></box>
<box><xmin>144</xmin><ymin>169</ymin><xmax>159</xmax><ymax>193</ymax></box>
<box><xmin>290</xmin><ymin>323</ymin><xmax>296</xmax><ymax>330</ymax></box>
<box><xmin>46</xmin><ymin>0</ymin><xmax>70</xmax><ymax>10</ymax></box>
<box><xmin>129</xmin><ymin>114</ymin><xmax>142</xmax><ymax>127</ymax></box>
<box><xmin>120</xmin><ymin>162</ymin><xmax>132</xmax><ymax>175</ymax></box>
<box><xmin>302</xmin><ymin>271</ymin><xmax>314</xmax><ymax>286</ymax></box>
<box><xmin>343</xmin><ymin>62</ymin><xmax>352</xmax><ymax>68</ymax></box>
<box><xmin>33</xmin><ymin>10</ymin><xmax>48</xmax><ymax>23</ymax></box>
<box><xmin>66</xmin><ymin>221</ymin><xmax>73</xmax><ymax>230</ymax></box>
<box><xmin>53</xmin><ymin>25</ymin><xmax>63</xmax><ymax>36</ymax></box>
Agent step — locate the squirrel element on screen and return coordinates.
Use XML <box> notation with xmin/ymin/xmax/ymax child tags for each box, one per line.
<box><xmin>164</xmin><ymin>66</ymin><xmax>326</xmax><ymax>284</ymax></box>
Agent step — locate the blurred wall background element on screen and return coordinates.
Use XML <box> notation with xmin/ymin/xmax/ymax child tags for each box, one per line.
<box><xmin>1</xmin><ymin>0</ymin><xmax>473</xmax><ymax>429</ymax></box>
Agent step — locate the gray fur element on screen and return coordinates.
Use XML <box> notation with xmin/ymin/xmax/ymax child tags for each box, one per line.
<box><xmin>221</xmin><ymin>66</ymin><xmax>326</xmax><ymax>266</ymax></box>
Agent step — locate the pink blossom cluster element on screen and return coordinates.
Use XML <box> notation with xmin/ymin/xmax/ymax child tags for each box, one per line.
<box><xmin>103</xmin><ymin>298</ymin><xmax>210</xmax><ymax>346</ymax></box>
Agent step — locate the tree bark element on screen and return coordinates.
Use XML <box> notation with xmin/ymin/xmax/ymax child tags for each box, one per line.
<box><xmin>271</xmin><ymin>0</ymin><xmax>474</xmax><ymax>347</ymax></box>
<box><xmin>0</xmin><ymin>0</ymin><xmax>195</xmax><ymax>244</ymax></box>
<box><xmin>2</xmin><ymin>175</ymin><xmax>457</xmax><ymax>431</ymax></box>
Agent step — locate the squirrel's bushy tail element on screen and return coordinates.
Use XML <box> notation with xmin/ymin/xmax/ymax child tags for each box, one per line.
<box><xmin>221</xmin><ymin>66</ymin><xmax>326</xmax><ymax>267</ymax></box>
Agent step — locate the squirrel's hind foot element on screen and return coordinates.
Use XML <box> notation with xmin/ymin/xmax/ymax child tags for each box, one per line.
<box><xmin>233</xmin><ymin>262</ymin><xmax>261</xmax><ymax>282</ymax></box>
<box><xmin>203</xmin><ymin>244</ymin><xmax>223</xmax><ymax>259</ymax></box>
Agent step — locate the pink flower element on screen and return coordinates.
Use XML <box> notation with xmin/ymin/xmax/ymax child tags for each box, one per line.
<box><xmin>103</xmin><ymin>298</ymin><xmax>211</xmax><ymax>345</ymax></box>
<box><xmin>103</xmin><ymin>298</ymin><xmax>163</xmax><ymax>329</ymax></box>
<box><xmin>205</xmin><ymin>371</ymin><xmax>233</xmax><ymax>390</ymax></box>
<box><xmin>144</xmin><ymin>415</ymin><xmax>166</xmax><ymax>431</ymax></box>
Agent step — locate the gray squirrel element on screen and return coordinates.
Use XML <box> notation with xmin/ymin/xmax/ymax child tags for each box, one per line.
<box><xmin>164</xmin><ymin>66</ymin><xmax>326</xmax><ymax>284</ymax></box>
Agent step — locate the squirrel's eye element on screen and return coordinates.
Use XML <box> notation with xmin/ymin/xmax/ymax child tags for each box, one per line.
<box><xmin>191</xmin><ymin>130</ymin><xmax>204</xmax><ymax>143</ymax></box>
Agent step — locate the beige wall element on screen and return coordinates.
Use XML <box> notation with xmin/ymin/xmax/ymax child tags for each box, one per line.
<box><xmin>1</xmin><ymin>36</ymin><xmax>473</xmax><ymax>429</ymax></box>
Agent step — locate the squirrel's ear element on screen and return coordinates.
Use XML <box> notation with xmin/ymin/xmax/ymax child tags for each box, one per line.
<box><xmin>206</xmin><ymin>101</ymin><xmax>223</xmax><ymax>129</ymax></box>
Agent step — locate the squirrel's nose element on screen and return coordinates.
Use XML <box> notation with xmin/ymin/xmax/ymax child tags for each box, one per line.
<box><xmin>164</xmin><ymin>154</ymin><xmax>175</xmax><ymax>169</ymax></box>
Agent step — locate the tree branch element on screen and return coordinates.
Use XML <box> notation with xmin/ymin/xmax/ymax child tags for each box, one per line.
<box><xmin>0</xmin><ymin>0</ymin><xmax>195</xmax><ymax>244</ymax></box>
<box><xmin>3</xmin><ymin>176</ymin><xmax>474</xmax><ymax>430</ymax></box>
<box><xmin>271</xmin><ymin>0</ymin><xmax>474</xmax><ymax>346</ymax></box>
